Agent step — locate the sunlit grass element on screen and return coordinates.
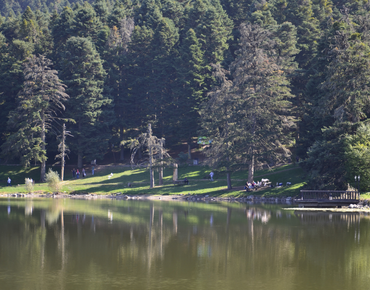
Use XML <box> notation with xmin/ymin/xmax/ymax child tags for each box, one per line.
<box><xmin>0</xmin><ymin>163</ymin><xmax>308</xmax><ymax>197</ymax></box>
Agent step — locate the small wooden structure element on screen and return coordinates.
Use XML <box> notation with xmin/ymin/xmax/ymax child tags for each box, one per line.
<box><xmin>298</xmin><ymin>190</ymin><xmax>360</xmax><ymax>207</ymax></box>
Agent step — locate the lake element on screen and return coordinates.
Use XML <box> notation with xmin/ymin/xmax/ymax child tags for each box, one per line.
<box><xmin>0</xmin><ymin>198</ymin><xmax>369</xmax><ymax>290</ymax></box>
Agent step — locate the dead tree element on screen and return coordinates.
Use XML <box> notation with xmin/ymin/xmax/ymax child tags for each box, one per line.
<box><xmin>55</xmin><ymin>123</ymin><xmax>73</xmax><ymax>181</ymax></box>
<box><xmin>130</xmin><ymin>124</ymin><xmax>171</xmax><ymax>188</ymax></box>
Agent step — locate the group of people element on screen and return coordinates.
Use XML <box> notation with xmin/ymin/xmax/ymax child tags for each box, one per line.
<box><xmin>244</xmin><ymin>180</ymin><xmax>265</xmax><ymax>191</ymax></box>
<box><xmin>72</xmin><ymin>167</ymin><xmax>92</xmax><ymax>179</ymax></box>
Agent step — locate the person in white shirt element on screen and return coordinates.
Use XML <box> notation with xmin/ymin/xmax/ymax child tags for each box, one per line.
<box><xmin>209</xmin><ymin>172</ymin><xmax>214</xmax><ymax>181</ymax></box>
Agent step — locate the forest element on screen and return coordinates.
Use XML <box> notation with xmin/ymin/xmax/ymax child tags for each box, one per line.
<box><xmin>1</xmin><ymin>0</ymin><xmax>370</xmax><ymax>190</ymax></box>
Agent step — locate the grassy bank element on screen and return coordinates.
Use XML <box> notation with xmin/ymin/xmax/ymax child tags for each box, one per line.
<box><xmin>0</xmin><ymin>163</ymin><xmax>306</xmax><ymax>197</ymax></box>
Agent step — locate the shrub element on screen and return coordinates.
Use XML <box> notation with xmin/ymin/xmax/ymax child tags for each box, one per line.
<box><xmin>178</xmin><ymin>151</ymin><xmax>188</xmax><ymax>164</ymax></box>
<box><xmin>25</xmin><ymin>178</ymin><xmax>34</xmax><ymax>193</ymax></box>
<box><xmin>45</xmin><ymin>169</ymin><xmax>62</xmax><ymax>193</ymax></box>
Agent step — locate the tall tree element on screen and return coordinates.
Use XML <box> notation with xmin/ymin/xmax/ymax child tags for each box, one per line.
<box><xmin>105</xmin><ymin>16</ymin><xmax>134</xmax><ymax>161</ymax></box>
<box><xmin>230</xmin><ymin>23</ymin><xmax>294</xmax><ymax>182</ymax></box>
<box><xmin>200</xmin><ymin>64</ymin><xmax>235</xmax><ymax>189</ymax></box>
<box><xmin>1</xmin><ymin>55</ymin><xmax>68</xmax><ymax>181</ymax></box>
<box><xmin>60</xmin><ymin>36</ymin><xmax>112</xmax><ymax>168</ymax></box>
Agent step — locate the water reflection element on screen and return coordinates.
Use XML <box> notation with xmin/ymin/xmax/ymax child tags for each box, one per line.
<box><xmin>1</xmin><ymin>199</ymin><xmax>370</xmax><ymax>290</ymax></box>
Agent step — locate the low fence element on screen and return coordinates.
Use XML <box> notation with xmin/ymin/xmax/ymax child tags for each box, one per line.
<box><xmin>300</xmin><ymin>190</ymin><xmax>359</xmax><ymax>201</ymax></box>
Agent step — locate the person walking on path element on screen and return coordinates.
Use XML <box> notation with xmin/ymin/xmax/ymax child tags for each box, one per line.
<box><xmin>7</xmin><ymin>177</ymin><xmax>11</xmax><ymax>186</ymax></box>
<box><xmin>209</xmin><ymin>171</ymin><xmax>214</xmax><ymax>181</ymax></box>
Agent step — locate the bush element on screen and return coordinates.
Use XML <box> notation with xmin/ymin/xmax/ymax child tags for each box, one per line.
<box><xmin>178</xmin><ymin>151</ymin><xmax>188</xmax><ymax>164</ymax></box>
<box><xmin>45</xmin><ymin>169</ymin><xmax>62</xmax><ymax>193</ymax></box>
<box><xmin>25</xmin><ymin>178</ymin><xmax>34</xmax><ymax>193</ymax></box>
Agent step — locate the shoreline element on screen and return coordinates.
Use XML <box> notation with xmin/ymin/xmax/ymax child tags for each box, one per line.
<box><xmin>2</xmin><ymin>193</ymin><xmax>370</xmax><ymax>213</ymax></box>
<box><xmin>0</xmin><ymin>192</ymin><xmax>296</xmax><ymax>202</ymax></box>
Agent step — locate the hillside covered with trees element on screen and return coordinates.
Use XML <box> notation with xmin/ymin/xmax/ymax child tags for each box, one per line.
<box><xmin>1</xmin><ymin>0</ymin><xmax>370</xmax><ymax>189</ymax></box>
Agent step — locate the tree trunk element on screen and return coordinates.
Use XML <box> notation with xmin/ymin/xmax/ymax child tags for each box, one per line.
<box><xmin>187</xmin><ymin>142</ymin><xmax>192</xmax><ymax>160</ymax></box>
<box><xmin>173</xmin><ymin>163</ymin><xmax>178</xmax><ymax>182</ymax></box>
<box><xmin>40</xmin><ymin>111</ymin><xmax>46</xmax><ymax>182</ymax></box>
<box><xmin>226</xmin><ymin>172</ymin><xmax>232</xmax><ymax>190</ymax></box>
<box><xmin>77</xmin><ymin>122</ymin><xmax>83</xmax><ymax>168</ymax></box>
<box><xmin>77</xmin><ymin>154</ymin><xmax>83</xmax><ymax>169</ymax></box>
<box><xmin>248</xmin><ymin>154</ymin><xmax>255</xmax><ymax>183</ymax></box>
<box><xmin>248</xmin><ymin>95</ymin><xmax>256</xmax><ymax>183</ymax></box>
<box><xmin>148</xmin><ymin>124</ymin><xmax>154</xmax><ymax>188</ymax></box>
<box><xmin>61</xmin><ymin>124</ymin><xmax>66</xmax><ymax>181</ymax></box>
<box><xmin>149</xmin><ymin>148</ymin><xmax>154</xmax><ymax>188</ymax></box>
<box><xmin>120</xmin><ymin>145</ymin><xmax>124</xmax><ymax>162</ymax></box>
<box><xmin>112</xmin><ymin>146</ymin><xmax>116</xmax><ymax>163</ymax></box>
<box><xmin>159</xmin><ymin>139</ymin><xmax>164</xmax><ymax>185</ymax></box>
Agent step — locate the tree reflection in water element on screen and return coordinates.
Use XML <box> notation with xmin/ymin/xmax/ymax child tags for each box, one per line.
<box><xmin>1</xmin><ymin>198</ymin><xmax>370</xmax><ymax>290</ymax></box>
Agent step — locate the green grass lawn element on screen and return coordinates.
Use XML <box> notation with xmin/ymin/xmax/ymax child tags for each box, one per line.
<box><xmin>0</xmin><ymin>163</ymin><xmax>306</xmax><ymax>197</ymax></box>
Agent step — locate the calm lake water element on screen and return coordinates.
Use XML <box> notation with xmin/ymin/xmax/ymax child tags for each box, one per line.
<box><xmin>0</xmin><ymin>198</ymin><xmax>369</xmax><ymax>290</ymax></box>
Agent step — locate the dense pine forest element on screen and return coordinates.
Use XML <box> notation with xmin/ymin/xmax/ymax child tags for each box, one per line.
<box><xmin>1</xmin><ymin>0</ymin><xmax>370</xmax><ymax>189</ymax></box>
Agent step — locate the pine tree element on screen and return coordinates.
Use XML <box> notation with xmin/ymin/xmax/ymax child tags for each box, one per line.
<box><xmin>51</xmin><ymin>6</ymin><xmax>75</xmax><ymax>55</ymax></box>
<box><xmin>200</xmin><ymin>63</ymin><xmax>235</xmax><ymax>189</ymax></box>
<box><xmin>175</xmin><ymin>28</ymin><xmax>207</xmax><ymax>156</ymax></box>
<box><xmin>1</xmin><ymin>55</ymin><xmax>68</xmax><ymax>181</ymax></box>
<box><xmin>105</xmin><ymin>16</ymin><xmax>134</xmax><ymax>161</ymax></box>
<box><xmin>93</xmin><ymin>0</ymin><xmax>109</xmax><ymax>23</ymax></box>
<box><xmin>231</xmin><ymin>23</ymin><xmax>294</xmax><ymax>182</ymax></box>
<box><xmin>72</xmin><ymin>2</ymin><xmax>103</xmax><ymax>41</ymax></box>
<box><xmin>60</xmin><ymin>36</ymin><xmax>112</xmax><ymax>168</ymax></box>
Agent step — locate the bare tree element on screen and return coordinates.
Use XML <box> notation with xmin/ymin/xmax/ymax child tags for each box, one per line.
<box><xmin>130</xmin><ymin>124</ymin><xmax>171</xmax><ymax>188</ymax></box>
<box><xmin>55</xmin><ymin>123</ymin><xmax>73</xmax><ymax>181</ymax></box>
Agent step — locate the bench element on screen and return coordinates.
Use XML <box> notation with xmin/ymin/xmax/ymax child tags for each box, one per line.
<box><xmin>174</xmin><ymin>180</ymin><xmax>189</xmax><ymax>185</ymax></box>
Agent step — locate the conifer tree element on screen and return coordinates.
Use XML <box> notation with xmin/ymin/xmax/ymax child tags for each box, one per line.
<box><xmin>1</xmin><ymin>55</ymin><xmax>68</xmax><ymax>181</ymax></box>
<box><xmin>175</xmin><ymin>28</ymin><xmax>207</xmax><ymax>156</ymax></box>
<box><xmin>230</xmin><ymin>23</ymin><xmax>294</xmax><ymax>182</ymax></box>
<box><xmin>93</xmin><ymin>0</ymin><xmax>109</xmax><ymax>23</ymax></box>
<box><xmin>60</xmin><ymin>36</ymin><xmax>112</xmax><ymax>168</ymax></box>
<box><xmin>200</xmin><ymin>64</ymin><xmax>235</xmax><ymax>189</ymax></box>
<box><xmin>105</xmin><ymin>16</ymin><xmax>134</xmax><ymax>160</ymax></box>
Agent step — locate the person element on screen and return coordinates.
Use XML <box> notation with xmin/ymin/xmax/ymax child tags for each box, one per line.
<box><xmin>82</xmin><ymin>168</ymin><xmax>86</xmax><ymax>178</ymax></box>
<box><xmin>76</xmin><ymin>169</ymin><xmax>80</xmax><ymax>179</ymax></box>
<box><xmin>209</xmin><ymin>171</ymin><xmax>214</xmax><ymax>181</ymax></box>
<box><xmin>72</xmin><ymin>168</ymin><xmax>76</xmax><ymax>178</ymax></box>
<box><xmin>7</xmin><ymin>177</ymin><xmax>11</xmax><ymax>186</ymax></box>
<box><xmin>92</xmin><ymin>166</ymin><xmax>95</xmax><ymax>175</ymax></box>
<box><xmin>184</xmin><ymin>177</ymin><xmax>189</xmax><ymax>185</ymax></box>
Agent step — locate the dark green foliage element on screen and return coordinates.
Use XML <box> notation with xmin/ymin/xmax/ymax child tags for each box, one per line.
<box><xmin>344</xmin><ymin>122</ymin><xmax>370</xmax><ymax>192</ymax></box>
<box><xmin>302</xmin><ymin>124</ymin><xmax>350</xmax><ymax>190</ymax></box>
<box><xmin>1</xmin><ymin>0</ymin><xmax>370</xmax><ymax>193</ymax></box>
<box><xmin>59</xmin><ymin>36</ymin><xmax>112</xmax><ymax>168</ymax></box>
<box><xmin>1</xmin><ymin>55</ymin><xmax>68</xmax><ymax>181</ymax></box>
<box><xmin>201</xmin><ymin>23</ymin><xmax>295</xmax><ymax>188</ymax></box>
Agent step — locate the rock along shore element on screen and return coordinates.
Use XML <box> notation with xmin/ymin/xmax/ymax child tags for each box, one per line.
<box><xmin>2</xmin><ymin>193</ymin><xmax>370</xmax><ymax>211</ymax></box>
<box><xmin>1</xmin><ymin>193</ymin><xmax>297</xmax><ymax>204</ymax></box>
